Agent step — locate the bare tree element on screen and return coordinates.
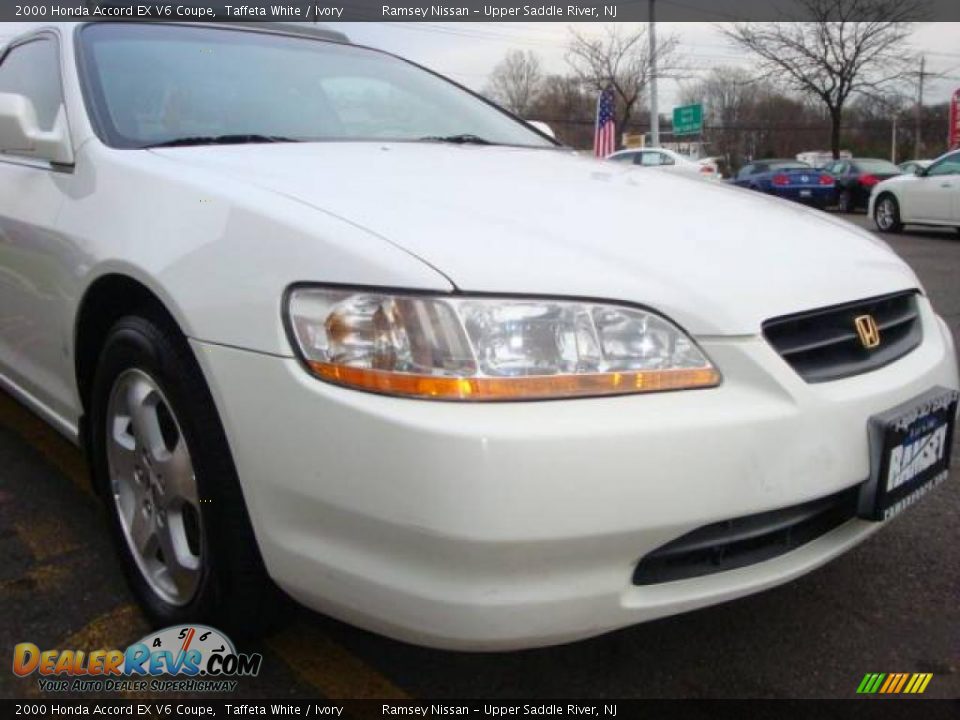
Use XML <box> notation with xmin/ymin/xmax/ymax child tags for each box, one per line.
<box><xmin>680</xmin><ymin>66</ymin><xmax>762</xmax><ymax>129</ymax></box>
<box><xmin>484</xmin><ymin>50</ymin><xmax>544</xmax><ymax>118</ymax></box>
<box><xmin>722</xmin><ymin>0</ymin><xmax>922</xmax><ymax>158</ymax></box>
<box><xmin>566</xmin><ymin>25</ymin><xmax>680</xmax><ymax>133</ymax></box>
<box><xmin>681</xmin><ymin>67</ymin><xmax>828</xmax><ymax>167</ymax></box>
<box><xmin>528</xmin><ymin>75</ymin><xmax>597</xmax><ymax>148</ymax></box>
<box><xmin>681</xmin><ymin>66</ymin><xmax>765</xmax><ymax>165</ymax></box>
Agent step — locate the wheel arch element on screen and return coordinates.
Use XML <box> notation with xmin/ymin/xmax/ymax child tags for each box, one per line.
<box><xmin>73</xmin><ymin>271</ymin><xmax>189</xmax><ymax>416</ymax></box>
<box><xmin>874</xmin><ymin>189</ymin><xmax>900</xmax><ymax>207</ymax></box>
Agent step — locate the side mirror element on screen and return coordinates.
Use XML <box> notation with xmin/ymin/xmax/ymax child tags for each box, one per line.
<box><xmin>914</xmin><ymin>166</ymin><xmax>926</xmax><ymax>177</ymax></box>
<box><xmin>527</xmin><ymin>120</ymin><xmax>556</xmax><ymax>140</ymax></box>
<box><xmin>0</xmin><ymin>93</ymin><xmax>73</xmax><ymax>165</ymax></box>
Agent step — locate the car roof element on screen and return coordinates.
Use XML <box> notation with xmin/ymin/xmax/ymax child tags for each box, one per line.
<box><xmin>0</xmin><ymin>20</ymin><xmax>350</xmax><ymax>51</ymax></box>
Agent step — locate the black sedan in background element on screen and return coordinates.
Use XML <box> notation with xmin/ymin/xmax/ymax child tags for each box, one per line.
<box><xmin>823</xmin><ymin>158</ymin><xmax>902</xmax><ymax>212</ymax></box>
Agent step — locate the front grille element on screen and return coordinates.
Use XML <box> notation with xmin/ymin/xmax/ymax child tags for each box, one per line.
<box><xmin>632</xmin><ymin>485</ymin><xmax>860</xmax><ymax>585</ymax></box>
<box><xmin>763</xmin><ymin>291</ymin><xmax>922</xmax><ymax>383</ymax></box>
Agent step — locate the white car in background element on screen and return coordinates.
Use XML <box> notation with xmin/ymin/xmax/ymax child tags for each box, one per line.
<box><xmin>871</xmin><ymin>150</ymin><xmax>960</xmax><ymax>235</ymax></box>
<box><xmin>608</xmin><ymin>147</ymin><xmax>722</xmax><ymax>179</ymax></box>
<box><xmin>0</xmin><ymin>21</ymin><xmax>958</xmax><ymax>651</ymax></box>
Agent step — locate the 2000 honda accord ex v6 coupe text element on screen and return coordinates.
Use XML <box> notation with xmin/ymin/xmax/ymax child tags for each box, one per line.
<box><xmin>0</xmin><ymin>21</ymin><xmax>957</xmax><ymax>650</ymax></box>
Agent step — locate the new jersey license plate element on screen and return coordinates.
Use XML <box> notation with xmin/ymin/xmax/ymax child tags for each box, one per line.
<box><xmin>859</xmin><ymin>387</ymin><xmax>959</xmax><ymax>521</ymax></box>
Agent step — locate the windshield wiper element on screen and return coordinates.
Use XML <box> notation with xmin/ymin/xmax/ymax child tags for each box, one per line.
<box><xmin>418</xmin><ymin>133</ymin><xmax>495</xmax><ymax>145</ymax></box>
<box><xmin>142</xmin><ymin>134</ymin><xmax>298</xmax><ymax>149</ymax></box>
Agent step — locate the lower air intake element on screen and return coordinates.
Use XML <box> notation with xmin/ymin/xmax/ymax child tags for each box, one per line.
<box><xmin>632</xmin><ymin>485</ymin><xmax>860</xmax><ymax>585</ymax></box>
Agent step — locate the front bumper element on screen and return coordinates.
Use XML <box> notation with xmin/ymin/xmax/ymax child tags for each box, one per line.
<box><xmin>192</xmin><ymin>297</ymin><xmax>958</xmax><ymax>650</ymax></box>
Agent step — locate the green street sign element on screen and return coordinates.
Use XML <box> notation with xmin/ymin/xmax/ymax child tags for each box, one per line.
<box><xmin>672</xmin><ymin>104</ymin><xmax>703</xmax><ymax>136</ymax></box>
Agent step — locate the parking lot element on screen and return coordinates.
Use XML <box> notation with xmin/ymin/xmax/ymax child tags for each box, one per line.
<box><xmin>1</xmin><ymin>214</ymin><xmax>957</xmax><ymax>701</ymax></box>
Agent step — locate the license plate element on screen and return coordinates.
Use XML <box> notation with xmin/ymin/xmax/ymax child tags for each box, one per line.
<box><xmin>799</xmin><ymin>189</ymin><xmax>812</xmax><ymax>197</ymax></box>
<box><xmin>859</xmin><ymin>387</ymin><xmax>959</xmax><ymax>521</ymax></box>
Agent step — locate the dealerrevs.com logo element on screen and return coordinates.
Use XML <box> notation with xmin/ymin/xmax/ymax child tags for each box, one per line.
<box><xmin>12</xmin><ymin>625</ymin><xmax>262</xmax><ymax>693</ymax></box>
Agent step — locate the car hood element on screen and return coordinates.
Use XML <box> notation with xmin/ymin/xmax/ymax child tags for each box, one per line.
<box><xmin>151</xmin><ymin>143</ymin><xmax>919</xmax><ymax>335</ymax></box>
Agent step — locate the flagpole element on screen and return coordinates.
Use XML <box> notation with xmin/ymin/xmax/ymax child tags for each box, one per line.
<box><xmin>594</xmin><ymin>90</ymin><xmax>602</xmax><ymax>156</ymax></box>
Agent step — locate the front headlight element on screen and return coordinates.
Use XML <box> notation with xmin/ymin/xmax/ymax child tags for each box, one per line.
<box><xmin>286</xmin><ymin>287</ymin><xmax>720</xmax><ymax>400</ymax></box>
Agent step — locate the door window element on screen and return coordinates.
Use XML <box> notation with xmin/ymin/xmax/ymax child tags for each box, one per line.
<box><xmin>638</xmin><ymin>152</ymin><xmax>674</xmax><ymax>167</ymax></box>
<box><xmin>926</xmin><ymin>153</ymin><xmax>960</xmax><ymax>177</ymax></box>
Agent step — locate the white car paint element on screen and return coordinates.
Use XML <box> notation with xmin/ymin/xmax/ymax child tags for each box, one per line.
<box><xmin>156</xmin><ymin>142</ymin><xmax>919</xmax><ymax>338</ymax></box>
<box><xmin>0</xmin><ymin>22</ymin><xmax>958</xmax><ymax>650</ymax></box>
<box><xmin>870</xmin><ymin>150</ymin><xmax>960</xmax><ymax>231</ymax></box>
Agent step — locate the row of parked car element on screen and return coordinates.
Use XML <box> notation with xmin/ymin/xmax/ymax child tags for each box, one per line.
<box><xmin>607</xmin><ymin>147</ymin><xmax>960</xmax><ymax>235</ymax></box>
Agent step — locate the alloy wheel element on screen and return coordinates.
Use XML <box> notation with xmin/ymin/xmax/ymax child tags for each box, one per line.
<box><xmin>106</xmin><ymin>369</ymin><xmax>204</xmax><ymax>606</ymax></box>
<box><xmin>876</xmin><ymin>198</ymin><xmax>896</xmax><ymax>230</ymax></box>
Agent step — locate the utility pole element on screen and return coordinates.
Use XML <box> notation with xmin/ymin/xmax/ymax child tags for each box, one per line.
<box><xmin>649</xmin><ymin>0</ymin><xmax>659</xmax><ymax>147</ymax></box>
<box><xmin>914</xmin><ymin>55</ymin><xmax>926</xmax><ymax>159</ymax></box>
<box><xmin>891</xmin><ymin>114</ymin><xmax>897</xmax><ymax>163</ymax></box>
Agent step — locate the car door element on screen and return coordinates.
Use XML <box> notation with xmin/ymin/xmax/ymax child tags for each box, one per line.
<box><xmin>0</xmin><ymin>34</ymin><xmax>77</xmax><ymax>427</ymax></box>
<box><xmin>828</xmin><ymin>161</ymin><xmax>849</xmax><ymax>188</ymax></box>
<box><xmin>905</xmin><ymin>152</ymin><xmax>960</xmax><ymax>223</ymax></box>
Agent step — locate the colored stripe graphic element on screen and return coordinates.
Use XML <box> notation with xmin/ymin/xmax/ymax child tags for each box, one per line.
<box><xmin>892</xmin><ymin>673</ymin><xmax>909</xmax><ymax>693</ymax></box>
<box><xmin>879</xmin><ymin>674</ymin><xmax>896</xmax><ymax>693</ymax></box>
<box><xmin>857</xmin><ymin>672</ymin><xmax>932</xmax><ymax>694</ymax></box>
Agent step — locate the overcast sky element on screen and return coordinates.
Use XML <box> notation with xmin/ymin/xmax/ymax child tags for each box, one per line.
<box><xmin>340</xmin><ymin>21</ymin><xmax>960</xmax><ymax>111</ymax></box>
<box><xmin>3</xmin><ymin>20</ymin><xmax>957</xmax><ymax>110</ymax></box>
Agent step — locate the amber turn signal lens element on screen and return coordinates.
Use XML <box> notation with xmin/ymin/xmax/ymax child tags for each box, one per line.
<box><xmin>309</xmin><ymin>362</ymin><xmax>721</xmax><ymax>401</ymax></box>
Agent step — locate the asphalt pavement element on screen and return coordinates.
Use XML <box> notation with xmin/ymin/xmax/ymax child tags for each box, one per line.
<box><xmin>1</xmin><ymin>213</ymin><xmax>957</xmax><ymax>700</ymax></box>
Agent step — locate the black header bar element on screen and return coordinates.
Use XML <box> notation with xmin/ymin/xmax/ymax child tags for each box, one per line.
<box><xmin>2</xmin><ymin>699</ymin><xmax>960</xmax><ymax>719</ymax></box>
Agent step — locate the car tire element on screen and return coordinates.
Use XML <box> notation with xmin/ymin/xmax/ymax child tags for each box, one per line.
<box><xmin>89</xmin><ymin>310</ymin><xmax>275</xmax><ymax>635</ymax></box>
<box><xmin>838</xmin><ymin>190</ymin><xmax>853</xmax><ymax>214</ymax></box>
<box><xmin>873</xmin><ymin>194</ymin><xmax>903</xmax><ymax>234</ymax></box>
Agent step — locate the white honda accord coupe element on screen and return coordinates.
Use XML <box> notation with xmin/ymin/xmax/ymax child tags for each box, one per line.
<box><xmin>0</xmin><ymin>21</ymin><xmax>958</xmax><ymax>651</ymax></box>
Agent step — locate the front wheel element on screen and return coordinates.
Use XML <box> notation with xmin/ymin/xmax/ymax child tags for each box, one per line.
<box><xmin>90</xmin><ymin>312</ymin><xmax>274</xmax><ymax>633</ymax></box>
<box><xmin>874</xmin><ymin>194</ymin><xmax>903</xmax><ymax>233</ymax></box>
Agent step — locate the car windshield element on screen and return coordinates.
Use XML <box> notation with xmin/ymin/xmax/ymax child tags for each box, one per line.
<box><xmin>855</xmin><ymin>159</ymin><xmax>900</xmax><ymax>174</ymax></box>
<box><xmin>768</xmin><ymin>161</ymin><xmax>810</xmax><ymax>171</ymax></box>
<box><xmin>77</xmin><ymin>23</ymin><xmax>554</xmax><ymax>150</ymax></box>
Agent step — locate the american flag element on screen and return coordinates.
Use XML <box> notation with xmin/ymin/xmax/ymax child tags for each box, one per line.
<box><xmin>594</xmin><ymin>86</ymin><xmax>616</xmax><ymax>157</ymax></box>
